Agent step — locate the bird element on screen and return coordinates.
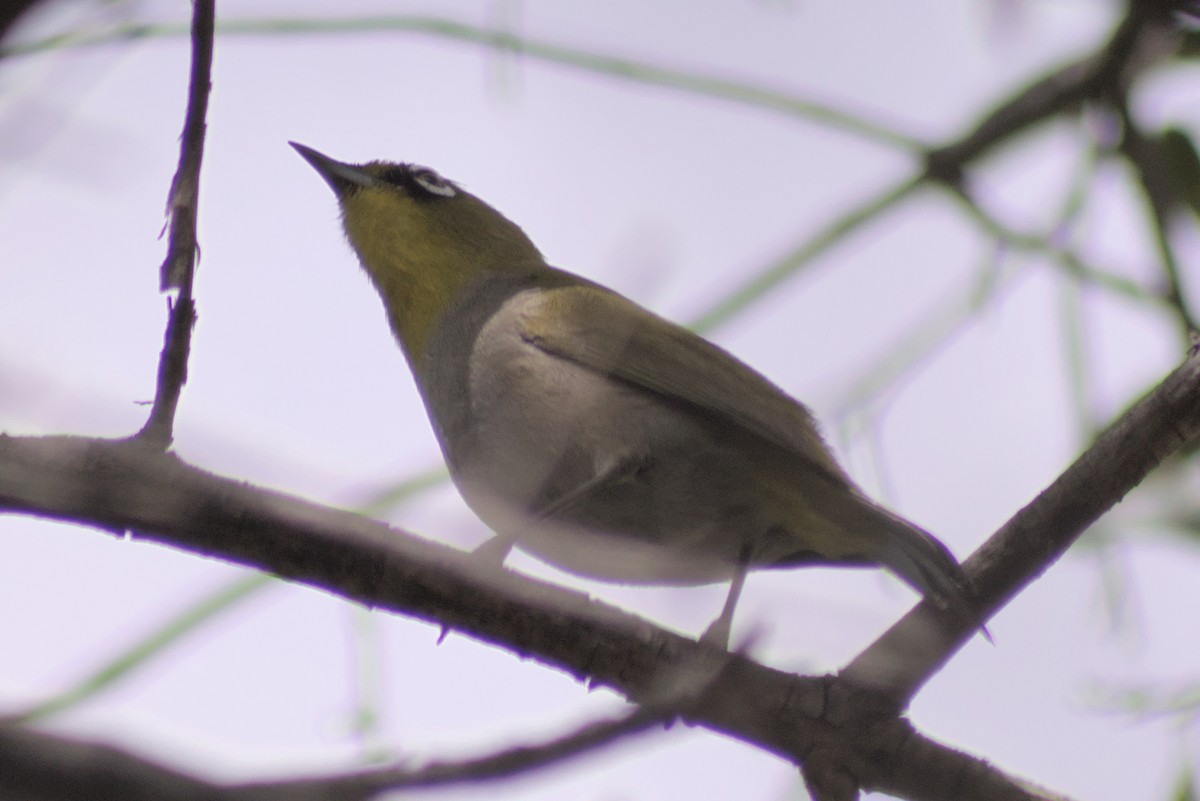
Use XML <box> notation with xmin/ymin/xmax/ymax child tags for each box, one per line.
<box><xmin>291</xmin><ymin>142</ymin><xmax>983</xmax><ymax>646</ymax></box>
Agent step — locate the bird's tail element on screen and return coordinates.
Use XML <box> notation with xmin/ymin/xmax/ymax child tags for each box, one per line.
<box><xmin>856</xmin><ymin>499</ymin><xmax>990</xmax><ymax>639</ymax></box>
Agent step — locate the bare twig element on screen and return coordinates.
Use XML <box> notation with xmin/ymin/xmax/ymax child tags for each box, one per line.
<box><xmin>0</xmin><ymin>16</ymin><xmax>922</xmax><ymax>151</ymax></box>
<box><xmin>694</xmin><ymin>4</ymin><xmax>1184</xmax><ymax>338</ymax></box>
<box><xmin>243</xmin><ymin>706</ymin><xmax>668</xmax><ymax>800</ymax></box>
<box><xmin>1</xmin><ymin>7</ymin><xmax>1185</xmax><ymax>354</ymax></box>
<box><xmin>949</xmin><ymin>184</ymin><xmax>1161</xmax><ymax>306</ymax></box>
<box><xmin>3</xmin><ymin>573</ymin><xmax>272</xmax><ymax>725</ymax></box>
<box><xmin>136</xmin><ymin>0</ymin><xmax>215</xmax><ymax>450</ymax></box>
<box><xmin>0</xmin><ymin>708</ymin><xmax>666</xmax><ymax>801</ymax></box>
<box><xmin>924</xmin><ymin>4</ymin><xmax>1180</xmax><ymax>185</ymax></box>
<box><xmin>1117</xmin><ymin>109</ymin><xmax>1200</xmax><ymax>338</ymax></box>
<box><xmin>688</xmin><ymin>174</ymin><xmax>924</xmax><ymax>334</ymax></box>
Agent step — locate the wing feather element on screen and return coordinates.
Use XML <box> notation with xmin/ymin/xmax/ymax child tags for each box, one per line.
<box><xmin>517</xmin><ymin>283</ymin><xmax>848</xmax><ymax>483</ymax></box>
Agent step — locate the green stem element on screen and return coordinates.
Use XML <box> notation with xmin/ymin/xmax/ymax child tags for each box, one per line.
<box><xmin>9</xmin><ymin>573</ymin><xmax>273</xmax><ymax>724</ymax></box>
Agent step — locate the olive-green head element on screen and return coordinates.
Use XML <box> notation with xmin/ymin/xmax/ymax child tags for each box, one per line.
<box><xmin>290</xmin><ymin>142</ymin><xmax>544</xmax><ymax>358</ymax></box>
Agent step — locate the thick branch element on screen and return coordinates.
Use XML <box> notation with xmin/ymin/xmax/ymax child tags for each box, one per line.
<box><xmin>0</xmin><ymin>724</ymin><xmax>222</xmax><ymax>801</ymax></box>
<box><xmin>12</xmin><ymin>348</ymin><xmax>1196</xmax><ymax>799</ymax></box>
<box><xmin>0</xmin><ymin>430</ymin><xmax>1047</xmax><ymax>800</ymax></box>
<box><xmin>0</xmin><ymin>707</ymin><xmax>668</xmax><ymax>801</ymax></box>
<box><xmin>16</xmin><ymin>349</ymin><xmax>1200</xmax><ymax>800</ymax></box>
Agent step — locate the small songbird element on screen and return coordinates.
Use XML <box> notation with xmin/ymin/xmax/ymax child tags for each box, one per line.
<box><xmin>292</xmin><ymin>142</ymin><xmax>981</xmax><ymax>645</ymax></box>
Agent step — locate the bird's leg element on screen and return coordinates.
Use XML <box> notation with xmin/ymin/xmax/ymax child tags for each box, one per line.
<box><xmin>464</xmin><ymin>459</ymin><xmax>641</xmax><ymax>636</ymax></box>
<box><xmin>473</xmin><ymin>455</ymin><xmax>646</xmax><ymax>565</ymax></box>
<box><xmin>536</xmin><ymin>453</ymin><xmax>647</xmax><ymax>519</ymax></box>
<box><xmin>449</xmin><ymin>535</ymin><xmax>517</xmax><ymax>644</ymax></box>
<box><xmin>700</xmin><ymin>536</ymin><xmax>755</xmax><ymax>649</ymax></box>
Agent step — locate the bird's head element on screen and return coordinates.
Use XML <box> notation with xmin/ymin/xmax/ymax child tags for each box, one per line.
<box><xmin>291</xmin><ymin>142</ymin><xmax>542</xmax><ymax>356</ymax></box>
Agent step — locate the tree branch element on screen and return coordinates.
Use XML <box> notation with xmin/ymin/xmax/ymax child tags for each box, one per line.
<box><xmin>843</xmin><ymin>350</ymin><xmax>1200</xmax><ymax>702</ymax></box>
<box><xmin>0</xmin><ymin>706</ymin><xmax>670</xmax><ymax>801</ymax></box>
<box><xmin>8</xmin><ymin>348</ymin><xmax>1199</xmax><ymax>799</ymax></box>
<box><xmin>243</xmin><ymin>705</ymin><xmax>668</xmax><ymax>800</ymax></box>
<box><xmin>0</xmin><ymin>427</ymin><xmax>1037</xmax><ymax>799</ymax></box>
<box><xmin>924</xmin><ymin>3</ymin><xmax>1180</xmax><ymax>184</ymax></box>
<box><xmin>137</xmin><ymin>0</ymin><xmax>214</xmax><ymax>450</ymax></box>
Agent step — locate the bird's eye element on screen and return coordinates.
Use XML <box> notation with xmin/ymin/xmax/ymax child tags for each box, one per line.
<box><xmin>411</xmin><ymin>167</ymin><xmax>457</xmax><ymax>198</ymax></box>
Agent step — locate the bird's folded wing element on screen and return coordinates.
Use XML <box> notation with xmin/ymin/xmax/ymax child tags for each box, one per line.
<box><xmin>516</xmin><ymin>282</ymin><xmax>850</xmax><ymax>485</ymax></box>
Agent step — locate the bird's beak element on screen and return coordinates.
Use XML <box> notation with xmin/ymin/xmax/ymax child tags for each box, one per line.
<box><xmin>289</xmin><ymin>141</ymin><xmax>377</xmax><ymax>194</ymax></box>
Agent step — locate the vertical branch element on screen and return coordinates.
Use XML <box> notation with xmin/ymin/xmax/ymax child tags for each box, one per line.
<box><xmin>137</xmin><ymin>0</ymin><xmax>215</xmax><ymax>450</ymax></box>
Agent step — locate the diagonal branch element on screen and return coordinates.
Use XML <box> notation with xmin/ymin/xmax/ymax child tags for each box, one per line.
<box><xmin>923</xmin><ymin>3</ymin><xmax>1180</xmax><ymax>185</ymax></box>
<box><xmin>843</xmin><ymin>350</ymin><xmax>1200</xmax><ymax>701</ymax></box>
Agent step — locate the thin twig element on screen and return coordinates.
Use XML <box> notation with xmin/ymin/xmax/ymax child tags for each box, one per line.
<box><xmin>688</xmin><ymin>174</ymin><xmax>924</xmax><ymax>333</ymax></box>
<box><xmin>1051</xmin><ymin>124</ymin><xmax>1105</xmax><ymax>441</ymax></box>
<box><xmin>136</xmin><ymin>0</ymin><xmax>214</xmax><ymax>450</ymax></box>
<box><xmin>0</xmin><ymin>709</ymin><xmax>666</xmax><ymax>801</ymax></box>
<box><xmin>0</xmin><ymin>15</ymin><xmax>923</xmax><ymax>151</ymax></box>
<box><xmin>831</xmin><ymin>250</ymin><xmax>1020</xmax><ymax>427</ymax></box>
<box><xmin>950</xmin><ymin>184</ymin><xmax>1162</xmax><ymax>306</ymax></box>
<box><xmin>688</xmin><ymin>7</ymin><xmax>1180</xmax><ymax>337</ymax></box>
<box><xmin>1117</xmin><ymin>107</ymin><xmax>1200</xmax><ymax>339</ymax></box>
<box><xmin>923</xmin><ymin>6</ymin><xmax>1179</xmax><ymax>183</ymax></box>
<box><xmin>2</xmin><ymin>573</ymin><xmax>272</xmax><ymax>725</ymax></box>
<box><xmin>241</xmin><ymin>706</ymin><xmax>670</xmax><ymax>800</ymax></box>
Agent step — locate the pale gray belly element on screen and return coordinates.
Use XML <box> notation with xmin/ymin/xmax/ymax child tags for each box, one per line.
<box><xmin>454</xmin><ymin>291</ymin><xmax>762</xmax><ymax>584</ymax></box>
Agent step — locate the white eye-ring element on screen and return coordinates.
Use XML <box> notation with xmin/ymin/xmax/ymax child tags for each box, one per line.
<box><xmin>412</xmin><ymin>167</ymin><xmax>457</xmax><ymax>197</ymax></box>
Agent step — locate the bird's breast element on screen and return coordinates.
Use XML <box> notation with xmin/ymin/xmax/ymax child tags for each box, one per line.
<box><xmin>462</xmin><ymin>289</ymin><xmax>663</xmax><ymax>509</ymax></box>
<box><xmin>440</xmin><ymin>289</ymin><xmax>738</xmax><ymax>582</ymax></box>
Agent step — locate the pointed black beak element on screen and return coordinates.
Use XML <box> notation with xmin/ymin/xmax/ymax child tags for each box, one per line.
<box><xmin>289</xmin><ymin>141</ymin><xmax>377</xmax><ymax>195</ymax></box>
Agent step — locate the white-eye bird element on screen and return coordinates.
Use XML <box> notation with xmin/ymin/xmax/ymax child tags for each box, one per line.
<box><xmin>291</xmin><ymin>142</ymin><xmax>981</xmax><ymax>645</ymax></box>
